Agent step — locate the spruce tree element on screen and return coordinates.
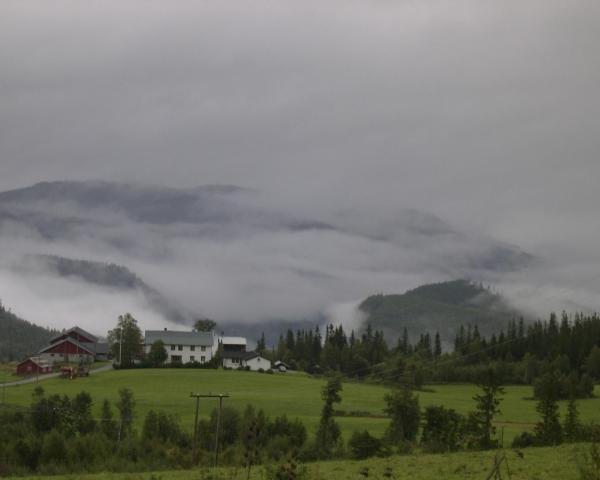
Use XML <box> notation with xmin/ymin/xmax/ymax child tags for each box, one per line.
<box><xmin>315</xmin><ymin>375</ymin><xmax>343</xmax><ymax>458</ymax></box>
<box><xmin>563</xmin><ymin>395</ymin><xmax>581</xmax><ymax>442</ymax></box>
<box><xmin>534</xmin><ymin>371</ymin><xmax>562</xmax><ymax>445</ymax></box>
<box><xmin>472</xmin><ymin>368</ymin><xmax>504</xmax><ymax>449</ymax></box>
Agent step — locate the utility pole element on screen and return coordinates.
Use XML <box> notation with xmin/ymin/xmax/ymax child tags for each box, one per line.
<box><xmin>214</xmin><ymin>394</ymin><xmax>224</xmax><ymax>468</ymax></box>
<box><xmin>119</xmin><ymin>326</ymin><xmax>123</xmax><ymax>366</ymax></box>
<box><xmin>191</xmin><ymin>394</ymin><xmax>201</xmax><ymax>464</ymax></box>
<box><xmin>189</xmin><ymin>393</ymin><xmax>229</xmax><ymax>468</ymax></box>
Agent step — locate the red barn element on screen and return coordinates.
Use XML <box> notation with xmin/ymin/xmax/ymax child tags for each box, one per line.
<box><xmin>38</xmin><ymin>337</ymin><xmax>95</xmax><ymax>364</ymax></box>
<box><xmin>16</xmin><ymin>357</ymin><xmax>52</xmax><ymax>376</ymax></box>
<box><xmin>49</xmin><ymin>326</ymin><xmax>98</xmax><ymax>345</ymax></box>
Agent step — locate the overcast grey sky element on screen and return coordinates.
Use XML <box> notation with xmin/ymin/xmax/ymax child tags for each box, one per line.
<box><xmin>1</xmin><ymin>1</ymin><xmax>599</xmax><ymax>263</ymax></box>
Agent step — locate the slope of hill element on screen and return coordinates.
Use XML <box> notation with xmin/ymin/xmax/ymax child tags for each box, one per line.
<box><xmin>0</xmin><ymin>181</ymin><xmax>536</xmax><ymax>330</ymax></box>
<box><xmin>20</xmin><ymin>255</ymin><xmax>190</xmax><ymax>325</ymax></box>
<box><xmin>359</xmin><ymin>279</ymin><xmax>523</xmax><ymax>342</ymax></box>
<box><xmin>0</xmin><ymin>302</ymin><xmax>57</xmax><ymax>362</ymax></box>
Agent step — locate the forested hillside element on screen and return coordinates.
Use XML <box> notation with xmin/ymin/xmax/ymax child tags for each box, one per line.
<box><xmin>0</xmin><ymin>301</ymin><xmax>56</xmax><ymax>361</ymax></box>
<box><xmin>359</xmin><ymin>279</ymin><xmax>522</xmax><ymax>341</ymax></box>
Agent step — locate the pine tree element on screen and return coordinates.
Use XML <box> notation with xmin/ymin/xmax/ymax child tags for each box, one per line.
<box><xmin>472</xmin><ymin>368</ymin><xmax>504</xmax><ymax>449</ymax></box>
<box><xmin>315</xmin><ymin>376</ymin><xmax>343</xmax><ymax>458</ymax></box>
<box><xmin>563</xmin><ymin>395</ymin><xmax>581</xmax><ymax>442</ymax></box>
<box><xmin>434</xmin><ymin>332</ymin><xmax>442</xmax><ymax>358</ymax></box>
<box><xmin>534</xmin><ymin>371</ymin><xmax>562</xmax><ymax>445</ymax></box>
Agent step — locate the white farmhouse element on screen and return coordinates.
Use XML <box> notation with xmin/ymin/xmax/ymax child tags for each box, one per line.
<box><xmin>222</xmin><ymin>351</ymin><xmax>272</xmax><ymax>371</ymax></box>
<box><xmin>144</xmin><ymin>329</ymin><xmax>215</xmax><ymax>364</ymax></box>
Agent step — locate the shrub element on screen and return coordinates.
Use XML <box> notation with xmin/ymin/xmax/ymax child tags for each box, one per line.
<box><xmin>348</xmin><ymin>430</ymin><xmax>382</xmax><ymax>459</ymax></box>
<box><xmin>420</xmin><ymin>406</ymin><xmax>465</xmax><ymax>453</ymax></box>
<box><xmin>511</xmin><ymin>431</ymin><xmax>536</xmax><ymax>448</ymax></box>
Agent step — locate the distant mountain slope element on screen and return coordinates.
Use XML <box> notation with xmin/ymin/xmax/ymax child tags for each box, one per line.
<box><xmin>359</xmin><ymin>279</ymin><xmax>523</xmax><ymax>342</ymax></box>
<box><xmin>0</xmin><ymin>181</ymin><xmax>537</xmax><ymax>330</ymax></box>
<box><xmin>21</xmin><ymin>255</ymin><xmax>189</xmax><ymax>324</ymax></box>
<box><xmin>0</xmin><ymin>302</ymin><xmax>57</xmax><ymax>362</ymax></box>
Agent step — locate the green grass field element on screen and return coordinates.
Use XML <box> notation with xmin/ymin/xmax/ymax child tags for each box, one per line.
<box><xmin>3</xmin><ymin>368</ymin><xmax>600</xmax><ymax>444</ymax></box>
<box><xmin>6</xmin><ymin>444</ymin><xmax>592</xmax><ymax>480</ymax></box>
<box><xmin>0</xmin><ymin>363</ymin><xmax>18</xmax><ymax>382</ymax></box>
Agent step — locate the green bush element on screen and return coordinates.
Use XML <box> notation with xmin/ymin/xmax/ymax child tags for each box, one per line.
<box><xmin>348</xmin><ymin>430</ymin><xmax>382</xmax><ymax>459</ymax></box>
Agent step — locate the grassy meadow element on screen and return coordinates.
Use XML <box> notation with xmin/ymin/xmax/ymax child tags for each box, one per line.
<box><xmin>0</xmin><ymin>363</ymin><xmax>18</xmax><ymax>383</ymax></box>
<box><xmin>7</xmin><ymin>444</ymin><xmax>591</xmax><ymax>480</ymax></box>
<box><xmin>3</xmin><ymin>368</ymin><xmax>600</xmax><ymax>444</ymax></box>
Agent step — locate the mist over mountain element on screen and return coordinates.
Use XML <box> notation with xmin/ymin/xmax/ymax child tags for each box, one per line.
<box><xmin>359</xmin><ymin>279</ymin><xmax>523</xmax><ymax>345</ymax></box>
<box><xmin>0</xmin><ymin>180</ymin><xmax>538</xmax><ymax>335</ymax></box>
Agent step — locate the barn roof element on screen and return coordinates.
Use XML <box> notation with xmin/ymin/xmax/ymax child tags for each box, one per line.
<box><xmin>145</xmin><ymin>330</ymin><xmax>214</xmax><ymax>347</ymax></box>
<box><xmin>50</xmin><ymin>326</ymin><xmax>98</xmax><ymax>344</ymax></box>
<box><xmin>39</xmin><ymin>337</ymin><xmax>95</xmax><ymax>354</ymax></box>
<box><xmin>18</xmin><ymin>356</ymin><xmax>51</xmax><ymax>368</ymax></box>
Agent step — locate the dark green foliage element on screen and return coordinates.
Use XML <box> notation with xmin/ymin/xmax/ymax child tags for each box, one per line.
<box><xmin>586</xmin><ymin>346</ymin><xmax>600</xmax><ymax>380</ymax></box>
<box><xmin>0</xmin><ymin>300</ymin><xmax>57</xmax><ymax>362</ymax></box>
<box><xmin>142</xmin><ymin>410</ymin><xmax>185</xmax><ymax>446</ymax></box>
<box><xmin>194</xmin><ymin>319</ymin><xmax>217</xmax><ymax>332</ymax></box>
<box><xmin>534</xmin><ymin>371</ymin><xmax>563</xmax><ymax>445</ymax></box>
<box><xmin>148</xmin><ymin>340</ymin><xmax>168</xmax><ymax>366</ymax></box>
<box><xmin>0</xmin><ymin>387</ymin><xmax>311</xmax><ymax>476</ymax></box>
<box><xmin>100</xmin><ymin>399</ymin><xmax>117</xmax><ymax>440</ymax></box>
<box><xmin>348</xmin><ymin>430</ymin><xmax>382</xmax><ymax>459</ymax></box>
<box><xmin>116</xmin><ymin>388</ymin><xmax>136</xmax><ymax>440</ymax></box>
<box><xmin>420</xmin><ymin>406</ymin><xmax>465</xmax><ymax>453</ymax></box>
<box><xmin>107</xmin><ymin>313</ymin><xmax>143</xmax><ymax>367</ymax></box>
<box><xmin>511</xmin><ymin>431</ymin><xmax>536</xmax><ymax>448</ymax></box>
<box><xmin>471</xmin><ymin>368</ymin><xmax>504</xmax><ymax>449</ymax></box>
<box><xmin>578</xmin><ymin>442</ymin><xmax>600</xmax><ymax>480</ymax></box>
<box><xmin>383</xmin><ymin>385</ymin><xmax>420</xmax><ymax>444</ymax></box>
<box><xmin>72</xmin><ymin>391</ymin><xmax>96</xmax><ymax>435</ymax></box>
<box><xmin>359</xmin><ymin>280</ymin><xmax>518</xmax><ymax>342</ymax></box>
<box><xmin>563</xmin><ymin>396</ymin><xmax>582</xmax><ymax>442</ymax></box>
<box><xmin>40</xmin><ymin>430</ymin><xmax>67</xmax><ymax>465</ymax></box>
<box><xmin>315</xmin><ymin>375</ymin><xmax>343</xmax><ymax>458</ymax></box>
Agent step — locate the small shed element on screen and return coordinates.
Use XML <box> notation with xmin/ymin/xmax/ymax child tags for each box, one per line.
<box><xmin>273</xmin><ymin>360</ymin><xmax>291</xmax><ymax>372</ymax></box>
<box><xmin>16</xmin><ymin>357</ymin><xmax>52</xmax><ymax>376</ymax></box>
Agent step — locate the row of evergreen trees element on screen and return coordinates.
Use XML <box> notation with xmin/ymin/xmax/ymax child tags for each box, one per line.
<box><xmin>263</xmin><ymin>312</ymin><xmax>600</xmax><ymax>398</ymax></box>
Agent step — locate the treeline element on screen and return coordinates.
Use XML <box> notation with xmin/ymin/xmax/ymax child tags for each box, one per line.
<box><xmin>0</xmin><ymin>387</ymin><xmax>309</xmax><ymax>477</ymax></box>
<box><xmin>0</xmin><ymin>300</ymin><xmax>57</xmax><ymax>362</ymax></box>
<box><xmin>268</xmin><ymin>312</ymin><xmax>600</xmax><ymax>399</ymax></box>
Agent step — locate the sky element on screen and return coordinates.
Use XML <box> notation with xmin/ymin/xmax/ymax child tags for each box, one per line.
<box><xmin>1</xmin><ymin>1</ymin><xmax>599</xmax><ymax>333</ymax></box>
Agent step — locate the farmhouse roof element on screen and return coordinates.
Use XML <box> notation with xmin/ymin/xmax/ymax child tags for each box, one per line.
<box><xmin>39</xmin><ymin>337</ymin><xmax>95</xmax><ymax>354</ymax></box>
<box><xmin>220</xmin><ymin>336</ymin><xmax>247</xmax><ymax>345</ymax></box>
<box><xmin>50</xmin><ymin>326</ymin><xmax>98</xmax><ymax>344</ymax></box>
<box><xmin>145</xmin><ymin>330</ymin><xmax>214</xmax><ymax>347</ymax></box>
<box><xmin>222</xmin><ymin>350</ymin><xmax>261</xmax><ymax>361</ymax></box>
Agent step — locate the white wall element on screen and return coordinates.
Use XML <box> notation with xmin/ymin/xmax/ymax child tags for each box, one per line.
<box><xmin>245</xmin><ymin>356</ymin><xmax>271</xmax><ymax>371</ymax></box>
<box><xmin>145</xmin><ymin>343</ymin><xmax>213</xmax><ymax>364</ymax></box>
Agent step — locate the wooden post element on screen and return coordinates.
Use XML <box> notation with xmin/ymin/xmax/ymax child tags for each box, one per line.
<box><xmin>192</xmin><ymin>395</ymin><xmax>200</xmax><ymax>464</ymax></box>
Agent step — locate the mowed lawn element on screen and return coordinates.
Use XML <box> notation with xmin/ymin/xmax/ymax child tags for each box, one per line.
<box><xmin>8</xmin><ymin>444</ymin><xmax>591</xmax><ymax>480</ymax></box>
<box><xmin>3</xmin><ymin>368</ymin><xmax>600</xmax><ymax>443</ymax></box>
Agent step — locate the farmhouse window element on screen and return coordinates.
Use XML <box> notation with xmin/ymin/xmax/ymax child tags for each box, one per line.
<box><xmin>170</xmin><ymin>345</ymin><xmax>175</xmax><ymax>351</ymax></box>
<box><xmin>201</xmin><ymin>346</ymin><xmax>206</xmax><ymax>352</ymax></box>
<box><xmin>178</xmin><ymin>345</ymin><xmax>183</xmax><ymax>351</ymax></box>
<box><xmin>201</xmin><ymin>356</ymin><xmax>206</xmax><ymax>362</ymax></box>
<box><xmin>190</xmin><ymin>356</ymin><xmax>195</xmax><ymax>362</ymax></box>
<box><xmin>190</xmin><ymin>345</ymin><xmax>195</xmax><ymax>351</ymax></box>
